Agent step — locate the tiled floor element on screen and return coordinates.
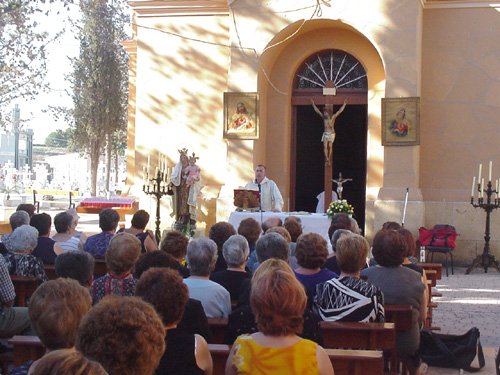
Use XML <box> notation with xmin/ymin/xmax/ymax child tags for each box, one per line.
<box><xmin>427</xmin><ymin>267</ymin><xmax>499</xmax><ymax>374</ymax></box>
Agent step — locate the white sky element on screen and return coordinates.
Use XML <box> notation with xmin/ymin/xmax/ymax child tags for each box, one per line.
<box><xmin>20</xmin><ymin>3</ymin><xmax>80</xmax><ymax>144</ymax></box>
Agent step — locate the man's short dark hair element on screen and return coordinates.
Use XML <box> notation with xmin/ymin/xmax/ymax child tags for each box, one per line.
<box><xmin>261</xmin><ymin>217</ymin><xmax>283</xmax><ymax>233</ymax></box>
<box><xmin>55</xmin><ymin>252</ymin><xmax>95</xmax><ymax>287</ymax></box>
<box><xmin>30</xmin><ymin>213</ymin><xmax>52</xmax><ymax>236</ymax></box>
<box><xmin>134</xmin><ymin>251</ymin><xmax>180</xmax><ymax>279</ymax></box>
<box><xmin>372</xmin><ymin>229</ymin><xmax>406</xmax><ymax>267</ymax></box>
<box><xmin>16</xmin><ymin>203</ymin><xmax>36</xmax><ymax>218</ymax></box>
<box><xmin>99</xmin><ymin>209</ymin><xmax>120</xmax><ymax>232</ymax></box>
<box><xmin>131</xmin><ymin>210</ymin><xmax>150</xmax><ymax>230</ymax></box>
<box><xmin>208</xmin><ymin>222</ymin><xmax>236</xmax><ymax>251</ymax></box>
<box><xmin>54</xmin><ymin>212</ymin><xmax>74</xmax><ymax>234</ymax></box>
<box><xmin>327</xmin><ymin>213</ymin><xmax>352</xmax><ymax>239</ymax></box>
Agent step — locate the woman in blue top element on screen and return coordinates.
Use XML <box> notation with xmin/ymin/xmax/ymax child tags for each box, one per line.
<box><xmin>293</xmin><ymin>233</ymin><xmax>337</xmax><ymax>302</ymax></box>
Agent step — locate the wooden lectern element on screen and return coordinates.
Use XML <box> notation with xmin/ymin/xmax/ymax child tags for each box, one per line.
<box><xmin>233</xmin><ymin>189</ymin><xmax>260</xmax><ymax>211</ymax></box>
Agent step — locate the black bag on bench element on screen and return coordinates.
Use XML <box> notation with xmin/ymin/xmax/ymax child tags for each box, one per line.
<box><xmin>420</xmin><ymin>327</ymin><xmax>485</xmax><ymax>372</ymax></box>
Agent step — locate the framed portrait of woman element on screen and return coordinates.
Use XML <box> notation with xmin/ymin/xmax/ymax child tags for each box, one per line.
<box><xmin>381</xmin><ymin>97</ymin><xmax>420</xmax><ymax>146</ymax></box>
<box><xmin>223</xmin><ymin>92</ymin><xmax>259</xmax><ymax>139</ymax></box>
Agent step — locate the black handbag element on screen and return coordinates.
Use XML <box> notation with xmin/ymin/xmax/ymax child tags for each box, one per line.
<box><xmin>420</xmin><ymin>327</ymin><xmax>485</xmax><ymax>372</ymax></box>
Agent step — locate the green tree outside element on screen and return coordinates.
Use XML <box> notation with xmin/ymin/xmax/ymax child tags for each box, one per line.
<box><xmin>69</xmin><ymin>0</ymin><xmax>128</xmax><ymax>196</ymax></box>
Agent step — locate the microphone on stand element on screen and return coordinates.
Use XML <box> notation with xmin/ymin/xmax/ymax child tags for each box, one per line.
<box><xmin>257</xmin><ymin>181</ymin><xmax>262</xmax><ymax>212</ymax></box>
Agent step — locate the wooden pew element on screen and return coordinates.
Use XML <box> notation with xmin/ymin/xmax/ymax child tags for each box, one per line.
<box><xmin>8</xmin><ymin>336</ymin><xmax>45</xmax><ymax>366</ymax></box>
<box><xmin>326</xmin><ymin>348</ymin><xmax>384</xmax><ymax>375</ymax></box>
<box><xmin>417</xmin><ymin>262</ymin><xmax>442</xmax><ymax>280</ymax></box>
<box><xmin>209</xmin><ymin>344</ymin><xmax>383</xmax><ymax>375</ymax></box>
<box><xmin>320</xmin><ymin>321</ymin><xmax>397</xmax><ymax>374</ymax></box>
<box><xmin>209</xmin><ymin>343</ymin><xmax>230</xmax><ymax>374</ymax></box>
<box><xmin>384</xmin><ymin>304</ymin><xmax>412</xmax><ymax>332</ymax></box>
<box><xmin>11</xmin><ymin>275</ymin><xmax>38</xmax><ymax>307</ymax></box>
<box><xmin>207</xmin><ymin>317</ymin><xmax>228</xmax><ymax>344</ymax></box>
<box><xmin>384</xmin><ymin>304</ymin><xmax>413</xmax><ymax>373</ymax></box>
<box><xmin>44</xmin><ymin>264</ymin><xmax>58</xmax><ymax>280</ymax></box>
<box><xmin>0</xmin><ymin>221</ymin><xmax>11</xmax><ymax>235</ymax></box>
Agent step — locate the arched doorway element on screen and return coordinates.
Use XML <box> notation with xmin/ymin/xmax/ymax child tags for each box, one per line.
<box><xmin>290</xmin><ymin>50</ymin><xmax>368</xmax><ymax>230</ymax></box>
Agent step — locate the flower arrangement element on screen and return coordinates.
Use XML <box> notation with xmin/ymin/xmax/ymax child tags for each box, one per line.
<box><xmin>326</xmin><ymin>199</ymin><xmax>354</xmax><ymax>218</ymax></box>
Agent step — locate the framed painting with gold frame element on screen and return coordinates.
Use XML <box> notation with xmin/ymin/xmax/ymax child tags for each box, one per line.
<box><xmin>223</xmin><ymin>92</ymin><xmax>259</xmax><ymax>140</ymax></box>
<box><xmin>382</xmin><ymin>97</ymin><xmax>420</xmax><ymax>146</ymax></box>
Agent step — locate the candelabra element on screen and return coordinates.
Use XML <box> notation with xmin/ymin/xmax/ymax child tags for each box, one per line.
<box><xmin>143</xmin><ymin>169</ymin><xmax>173</xmax><ymax>243</ymax></box>
<box><xmin>466</xmin><ymin>180</ymin><xmax>500</xmax><ymax>274</ymax></box>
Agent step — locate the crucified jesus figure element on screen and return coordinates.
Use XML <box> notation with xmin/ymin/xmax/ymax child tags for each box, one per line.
<box><xmin>311</xmin><ymin>98</ymin><xmax>348</xmax><ymax>165</ymax></box>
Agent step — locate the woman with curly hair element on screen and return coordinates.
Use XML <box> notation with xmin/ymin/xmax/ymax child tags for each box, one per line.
<box><xmin>225</xmin><ymin>259</ymin><xmax>333</xmax><ymax>375</ymax></box>
<box><xmin>294</xmin><ymin>233</ymin><xmax>337</xmax><ymax>300</ymax></box>
<box><xmin>136</xmin><ymin>268</ymin><xmax>213</xmax><ymax>375</ymax></box>
<box><xmin>76</xmin><ymin>296</ymin><xmax>165</xmax><ymax>375</ymax></box>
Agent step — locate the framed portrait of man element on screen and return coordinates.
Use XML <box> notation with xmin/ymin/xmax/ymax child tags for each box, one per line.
<box><xmin>223</xmin><ymin>92</ymin><xmax>259</xmax><ymax>139</ymax></box>
<box><xmin>381</xmin><ymin>97</ymin><xmax>420</xmax><ymax>146</ymax></box>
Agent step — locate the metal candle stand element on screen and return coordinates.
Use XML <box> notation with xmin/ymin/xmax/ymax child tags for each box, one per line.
<box><xmin>466</xmin><ymin>180</ymin><xmax>500</xmax><ymax>274</ymax></box>
<box><xmin>143</xmin><ymin>170</ymin><xmax>173</xmax><ymax>243</ymax></box>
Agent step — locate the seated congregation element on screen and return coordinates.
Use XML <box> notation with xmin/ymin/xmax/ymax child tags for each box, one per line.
<box><xmin>0</xmin><ymin>204</ymin><xmax>431</xmax><ymax>375</ymax></box>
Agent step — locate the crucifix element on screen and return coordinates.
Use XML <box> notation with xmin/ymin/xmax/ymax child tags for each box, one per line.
<box><xmin>311</xmin><ymin>80</ymin><xmax>348</xmax><ymax>211</ymax></box>
<box><xmin>332</xmin><ymin>172</ymin><xmax>352</xmax><ymax>200</ymax></box>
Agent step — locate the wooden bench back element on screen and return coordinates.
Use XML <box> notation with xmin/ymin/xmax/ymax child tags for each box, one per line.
<box><xmin>320</xmin><ymin>321</ymin><xmax>395</xmax><ymax>350</ymax></box>
<box><xmin>384</xmin><ymin>304</ymin><xmax>413</xmax><ymax>332</ymax></box>
<box><xmin>8</xmin><ymin>336</ymin><xmax>44</xmax><ymax>366</ymax></box>
<box><xmin>44</xmin><ymin>265</ymin><xmax>58</xmax><ymax>280</ymax></box>
<box><xmin>0</xmin><ymin>221</ymin><xmax>11</xmax><ymax>235</ymax></box>
<box><xmin>11</xmin><ymin>275</ymin><xmax>38</xmax><ymax>307</ymax></box>
<box><xmin>209</xmin><ymin>344</ymin><xmax>383</xmax><ymax>375</ymax></box>
<box><xmin>320</xmin><ymin>321</ymin><xmax>397</xmax><ymax>374</ymax></box>
<box><xmin>207</xmin><ymin>317</ymin><xmax>228</xmax><ymax>344</ymax></box>
<box><xmin>44</xmin><ymin>260</ymin><xmax>106</xmax><ymax>280</ymax></box>
<box><xmin>417</xmin><ymin>262</ymin><xmax>442</xmax><ymax>280</ymax></box>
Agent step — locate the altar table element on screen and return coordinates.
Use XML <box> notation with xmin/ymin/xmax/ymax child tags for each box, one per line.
<box><xmin>228</xmin><ymin>211</ymin><xmax>332</xmax><ymax>250</ymax></box>
<box><xmin>76</xmin><ymin>197</ymin><xmax>139</xmax><ymax>220</ymax></box>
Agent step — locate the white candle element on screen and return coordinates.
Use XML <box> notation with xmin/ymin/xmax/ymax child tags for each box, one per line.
<box><xmin>478</xmin><ymin>163</ymin><xmax>482</xmax><ymax>184</ymax></box>
<box><xmin>155</xmin><ymin>167</ymin><xmax>159</xmax><ymax>177</ymax></box>
<box><xmin>471</xmin><ymin>176</ymin><xmax>476</xmax><ymax>198</ymax></box>
<box><xmin>496</xmin><ymin>179</ymin><xmax>499</xmax><ymax>195</ymax></box>
<box><xmin>481</xmin><ymin>178</ymin><xmax>484</xmax><ymax>197</ymax></box>
<box><xmin>489</xmin><ymin>161</ymin><xmax>492</xmax><ymax>182</ymax></box>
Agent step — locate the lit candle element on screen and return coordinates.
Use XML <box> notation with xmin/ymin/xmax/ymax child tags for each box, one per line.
<box><xmin>478</xmin><ymin>163</ymin><xmax>482</xmax><ymax>184</ymax></box>
<box><xmin>471</xmin><ymin>176</ymin><xmax>476</xmax><ymax>198</ymax></box>
<box><xmin>489</xmin><ymin>161</ymin><xmax>492</xmax><ymax>182</ymax></box>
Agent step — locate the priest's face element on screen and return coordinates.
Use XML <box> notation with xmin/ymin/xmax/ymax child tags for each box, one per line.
<box><xmin>255</xmin><ymin>166</ymin><xmax>266</xmax><ymax>183</ymax></box>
